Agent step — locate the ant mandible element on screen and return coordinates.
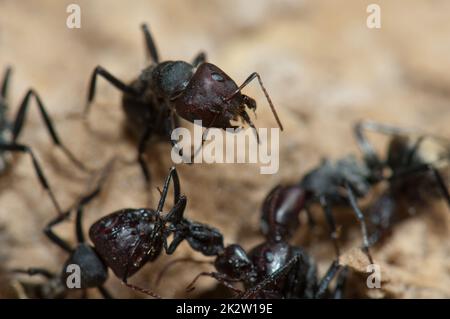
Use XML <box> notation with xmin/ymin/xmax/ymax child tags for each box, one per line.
<box><xmin>83</xmin><ymin>24</ymin><xmax>283</xmax><ymax>183</ymax></box>
<box><xmin>0</xmin><ymin>66</ymin><xmax>88</xmax><ymax>215</ymax></box>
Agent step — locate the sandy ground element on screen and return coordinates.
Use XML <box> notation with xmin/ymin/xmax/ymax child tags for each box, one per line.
<box><xmin>0</xmin><ymin>0</ymin><xmax>449</xmax><ymax>298</ymax></box>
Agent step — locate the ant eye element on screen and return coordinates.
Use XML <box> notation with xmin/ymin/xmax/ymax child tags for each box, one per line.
<box><xmin>211</xmin><ymin>72</ymin><xmax>224</xmax><ymax>82</ymax></box>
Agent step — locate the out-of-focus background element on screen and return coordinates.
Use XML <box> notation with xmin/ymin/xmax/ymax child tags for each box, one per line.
<box><xmin>0</xmin><ymin>0</ymin><xmax>449</xmax><ymax>298</ymax></box>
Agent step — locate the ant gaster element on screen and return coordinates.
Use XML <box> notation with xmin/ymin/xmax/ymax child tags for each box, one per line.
<box><xmin>0</xmin><ymin>67</ymin><xmax>88</xmax><ymax>215</ymax></box>
<box><xmin>84</xmin><ymin>24</ymin><xmax>283</xmax><ymax>183</ymax></box>
<box><xmin>14</xmin><ymin>165</ymin><xmax>224</xmax><ymax>298</ymax></box>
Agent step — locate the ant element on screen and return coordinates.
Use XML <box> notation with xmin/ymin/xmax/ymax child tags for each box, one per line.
<box><xmin>260</xmin><ymin>157</ymin><xmax>376</xmax><ymax>263</ymax></box>
<box><xmin>14</xmin><ymin>165</ymin><xmax>224</xmax><ymax>298</ymax></box>
<box><xmin>353</xmin><ymin>120</ymin><xmax>450</xmax><ymax>244</ymax></box>
<box><xmin>83</xmin><ymin>24</ymin><xmax>283</xmax><ymax>183</ymax></box>
<box><xmin>259</xmin><ymin>121</ymin><xmax>450</xmax><ymax>260</ymax></box>
<box><xmin>158</xmin><ymin>185</ymin><xmax>348</xmax><ymax>299</ymax></box>
<box><xmin>0</xmin><ymin>66</ymin><xmax>88</xmax><ymax>214</ymax></box>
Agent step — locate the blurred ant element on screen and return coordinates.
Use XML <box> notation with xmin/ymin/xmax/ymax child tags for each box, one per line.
<box><xmin>261</xmin><ymin>158</ymin><xmax>375</xmax><ymax>263</ymax></box>
<box><xmin>84</xmin><ymin>24</ymin><xmax>283</xmax><ymax>183</ymax></box>
<box><xmin>158</xmin><ymin>184</ymin><xmax>348</xmax><ymax>299</ymax></box>
<box><xmin>12</xmin><ymin>162</ymin><xmax>115</xmax><ymax>299</ymax></box>
<box><xmin>259</xmin><ymin>121</ymin><xmax>450</xmax><ymax>260</ymax></box>
<box><xmin>14</xmin><ymin>165</ymin><xmax>224</xmax><ymax>298</ymax></box>
<box><xmin>0</xmin><ymin>66</ymin><xmax>88</xmax><ymax>214</ymax></box>
<box><xmin>354</xmin><ymin>121</ymin><xmax>450</xmax><ymax>244</ymax></box>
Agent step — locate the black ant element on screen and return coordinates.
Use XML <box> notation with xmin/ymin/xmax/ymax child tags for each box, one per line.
<box><xmin>12</xmin><ymin>163</ymin><xmax>115</xmax><ymax>299</ymax></box>
<box><xmin>259</xmin><ymin>158</ymin><xmax>376</xmax><ymax>263</ymax></box>
<box><xmin>158</xmin><ymin>184</ymin><xmax>348</xmax><ymax>299</ymax></box>
<box><xmin>83</xmin><ymin>24</ymin><xmax>283</xmax><ymax>183</ymax></box>
<box><xmin>14</xmin><ymin>165</ymin><xmax>224</xmax><ymax>298</ymax></box>
<box><xmin>260</xmin><ymin>121</ymin><xmax>450</xmax><ymax>261</ymax></box>
<box><xmin>353</xmin><ymin>120</ymin><xmax>450</xmax><ymax>244</ymax></box>
<box><xmin>0</xmin><ymin>66</ymin><xmax>88</xmax><ymax>214</ymax></box>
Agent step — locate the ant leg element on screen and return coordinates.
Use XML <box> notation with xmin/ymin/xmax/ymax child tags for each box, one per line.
<box><xmin>97</xmin><ymin>286</ymin><xmax>113</xmax><ymax>299</ymax></box>
<box><xmin>157</xmin><ymin>166</ymin><xmax>182</xmax><ymax>212</ymax></box>
<box><xmin>122</xmin><ymin>278</ymin><xmax>161</xmax><ymax>298</ymax></box>
<box><xmin>226</xmin><ymin>72</ymin><xmax>283</xmax><ymax>131</ymax></box>
<box><xmin>315</xmin><ymin>260</ymin><xmax>341</xmax><ymax>299</ymax></box>
<box><xmin>141</xmin><ymin>24</ymin><xmax>159</xmax><ymax>64</ymax></box>
<box><xmin>12</xmin><ymin>89</ymin><xmax>88</xmax><ymax>172</ymax></box>
<box><xmin>163</xmin><ymin>196</ymin><xmax>187</xmax><ymax>227</ymax></box>
<box><xmin>84</xmin><ymin>66</ymin><xmax>137</xmax><ymax>116</ymax></box>
<box><xmin>1</xmin><ymin>66</ymin><xmax>12</xmax><ymax>99</ymax></box>
<box><xmin>186</xmin><ymin>272</ymin><xmax>243</xmax><ymax>294</ymax></box>
<box><xmin>155</xmin><ymin>257</ymin><xmax>212</xmax><ymax>287</ymax></box>
<box><xmin>75</xmin><ymin>159</ymin><xmax>114</xmax><ymax>243</ymax></box>
<box><xmin>137</xmin><ymin>124</ymin><xmax>153</xmax><ymax>185</ymax></box>
<box><xmin>353</xmin><ymin>121</ymin><xmax>384</xmax><ymax>172</ymax></box>
<box><xmin>12</xmin><ymin>268</ymin><xmax>54</xmax><ymax>279</ymax></box>
<box><xmin>0</xmin><ymin>143</ymin><xmax>62</xmax><ymax>215</ymax></box>
<box><xmin>240</xmin><ymin>110</ymin><xmax>260</xmax><ymax>144</ymax></box>
<box><xmin>44</xmin><ymin>209</ymin><xmax>73</xmax><ymax>253</ymax></box>
<box><xmin>332</xmin><ymin>266</ymin><xmax>348</xmax><ymax>299</ymax></box>
<box><xmin>318</xmin><ymin>196</ymin><xmax>341</xmax><ymax>261</ymax></box>
<box><xmin>345</xmin><ymin>183</ymin><xmax>374</xmax><ymax>264</ymax></box>
<box><xmin>242</xmin><ymin>255</ymin><xmax>300</xmax><ymax>299</ymax></box>
<box><xmin>192</xmin><ymin>52</ymin><xmax>207</xmax><ymax>67</ymax></box>
<box><xmin>393</xmin><ymin>163</ymin><xmax>450</xmax><ymax>210</ymax></box>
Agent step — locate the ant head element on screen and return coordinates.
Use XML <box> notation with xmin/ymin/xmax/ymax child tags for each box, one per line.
<box><xmin>260</xmin><ymin>184</ymin><xmax>306</xmax><ymax>241</ymax></box>
<box><xmin>62</xmin><ymin>243</ymin><xmax>108</xmax><ymax>289</ymax></box>
<box><xmin>172</xmin><ymin>63</ymin><xmax>246</xmax><ymax>129</ymax></box>
<box><xmin>153</xmin><ymin>61</ymin><xmax>194</xmax><ymax>98</ymax></box>
<box><xmin>89</xmin><ymin>208</ymin><xmax>164</xmax><ymax>279</ymax></box>
<box><xmin>214</xmin><ymin>244</ymin><xmax>256</xmax><ymax>281</ymax></box>
<box><xmin>183</xmin><ymin>220</ymin><xmax>224</xmax><ymax>256</ymax></box>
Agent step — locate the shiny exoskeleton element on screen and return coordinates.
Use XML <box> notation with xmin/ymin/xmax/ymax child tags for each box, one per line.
<box><xmin>13</xmin><ymin>182</ymin><xmax>112</xmax><ymax>299</ymax></box>
<box><xmin>14</xmin><ymin>166</ymin><xmax>223</xmax><ymax>299</ymax></box>
<box><xmin>0</xmin><ymin>67</ymin><xmax>87</xmax><ymax>215</ymax></box>
<box><xmin>84</xmin><ymin>24</ymin><xmax>283</xmax><ymax>183</ymax></box>
<box><xmin>179</xmin><ymin>187</ymin><xmax>348</xmax><ymax>299</ymax></box>
<box><xmin>88</xmin><ymin>166</ymin><xmax>223</xmax><ymax>298</ymax></box>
